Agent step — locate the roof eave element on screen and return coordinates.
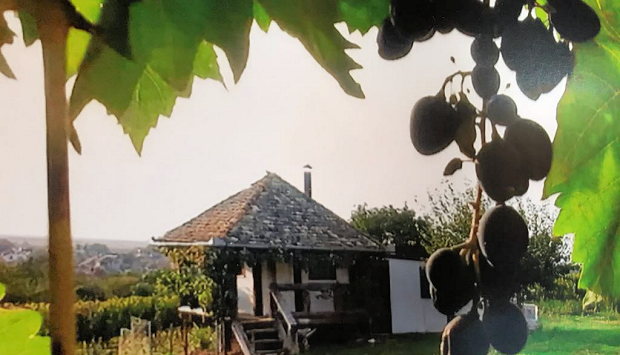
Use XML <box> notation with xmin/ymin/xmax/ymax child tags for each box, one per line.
<box><xmin>151</xmin><ymin>239</ymin><xmax>384</xmax><ymax>254</ymax></box>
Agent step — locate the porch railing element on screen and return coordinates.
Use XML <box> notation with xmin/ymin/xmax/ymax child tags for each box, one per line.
<box><xmin>269</xmin><ymin>290</ymin><xmax>298</xmax><ymax>353</ymax></box>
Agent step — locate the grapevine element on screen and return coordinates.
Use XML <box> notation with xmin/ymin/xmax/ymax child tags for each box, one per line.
<box><xmin>378</xmin><ymin>0</ymin><xmax>601</xmax><ymax>353</ymax></box>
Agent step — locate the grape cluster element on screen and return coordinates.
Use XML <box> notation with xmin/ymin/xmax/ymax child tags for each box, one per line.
<box><xmin>378</xmin><ymin>0</ymin><xmax>600</xmax><ymax>100</ymax></box>
<box><xmin>378</xmin><ymin>1</ymin><xmax>601</xmax><ymax>354</ymax></box>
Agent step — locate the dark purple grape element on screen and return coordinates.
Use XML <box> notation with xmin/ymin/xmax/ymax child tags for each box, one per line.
<box><xmin>504</xmin><ymin>118</ymin><xmax>552</xmax><ymax>180</ymax></box>
<box><xmin>471</xmin><ymin>36</ymin><xmax>499</xmax><ymax>66</ymax></box>
<box><xmin>478</xmin><ymin>205</ymin><xmax>529</xmax><ymax>269</ymax></box>
<box><xmin>487</xmin><ymin>94</ymin><xmax>518</xmax><ymax>126</ymax></box>
<box><xmin>483</xmin><ymin>300</ymin><xmax>528</xmax><ymax>354</ymax></box>
<box><xmin>472</xmin><ymin>65</ymin><xmax>500</xmax><ymax>101</ymax></box>
<box><xmin>453</xmin><ymin>0</ymin><xmax>497</xmax><ymax>37</ymax></box>
<box><xmin>377</xmin><ymin>18</ymin><xmax>414</xmax><ymax>60</ymax></box>
<box><xmin>476</xmin><ymin>138</ymin><xmax>528</xmax><ymax>202</ymax></box>
<box><xmin>441</xmin><ymin>314</ymin><xmax>490</xmax><ymax>355</ymax></box>
<box><xmin>549</xmin><ymin>0</ymin><xmax>600</xmax><ymax>42</ymax></box>
<box><xmin>410</xmin><ymin>95</ymin><xmax>460</xmax><ymax>155</ymax></box>
<box><xmin>390</xmin><ymin>0</ymin><xmax>435</xmax><ymax>40</ymax></box>
<box><xmin>478</xmin><ymin>254</ymin><xmax>518</xmax><ymax>301</ymax></box>
<box><xmin>494</xmin><ymin>0</ymin><xmax>525</xmax><ymax>29</ymax></box>
<box><xmin>426</xmin><ymin>248</ymin><xmax>474</xmax><ymax>294</ymax></box>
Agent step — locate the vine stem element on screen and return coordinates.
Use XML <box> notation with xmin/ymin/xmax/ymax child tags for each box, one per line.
<box><xmin>439</xmin><ymin>70</ymin><xmax>472</xmax><ymax>96</ymax></box>
<box><xmin>468</xmin><ymin>99</ymin><xmax>488</xmax><ymax>284</ymax></box>
<box><xmin>36</xmin><ymin>1</ymin><xmax>75</xmax><ymax>354</ymax></box>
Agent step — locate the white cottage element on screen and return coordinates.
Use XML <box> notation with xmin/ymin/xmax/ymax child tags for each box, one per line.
<box><xmin>154</xmin><ymin>172</ymin><xmax>389</xmax><ymax>354</ymax></box>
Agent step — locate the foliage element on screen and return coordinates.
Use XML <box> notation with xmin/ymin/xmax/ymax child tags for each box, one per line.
<box><xmin>23</xmin><ymin>295</ymin><xmax>180</xmax><ymax>342</ymax></box>
<box><xmin>190</xmin><ymin>325</ymin><xmax>215</xmax><ymax>350</ymax></box>
<box><xmin>150</xmin><ymin>267</ymin><xmax>214</xmax><ymax>310</ymax></box>
<box><xmin>0</xmin><ymin>256</ymin><xmax>49</xmax><ymax>303</ymax></box>
<box><xmin>350</xmin><ymin>203</ymin><xmax>429</xmax><ymax>248</ymax></box>
<box><xmin>75</xmin><ymin>284</ymin><xmax>106</xmax><ymax>301</ymax></box>
<box><xmin>76</xmin><ymin>274</ymin><xmax>142</xmax><ymax>300</ymax></box>
<box><xmin>0</xmin><ymin>282</ymin><xmax>50</xmax><ymax>355</ymax></box>
<box><xmin>0</xmin><ymin>256</ymin><xmax>147</xmax><ymax>303</ymax></box>
<box><xmin>537</xmin><ymin>299</ymin><xmax>584</xmax><ymax>316</ymax></box>
<box><xmin>543</xmin><ymin>0</ymin><xmax>620</xmax><ymax>299</ymax></box>
<box><xmin>421</xmin><ymin>182</ymin><xmax>490</xmax><ymax>252</ymax></box>
<box><xmin>6</xmin><ymin>0</ymin><xmax>390</xmax><ymax>152</ymax></box>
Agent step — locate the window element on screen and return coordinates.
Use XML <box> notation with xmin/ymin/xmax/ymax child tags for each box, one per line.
<box><xmin>419</xmin><ymin>266</ymin><xmax>431</xmax><ymax>299</ymax></box>
<box><xmin>308</xmin><ymin>263</ymin><xmax>337</xmax><ymax>280</ymax></box>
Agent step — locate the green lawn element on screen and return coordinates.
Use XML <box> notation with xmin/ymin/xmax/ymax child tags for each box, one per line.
<box><xmin>305</xmin><ymin>314</ymin><xmax>620</xmax><ymax>355</ymax></box>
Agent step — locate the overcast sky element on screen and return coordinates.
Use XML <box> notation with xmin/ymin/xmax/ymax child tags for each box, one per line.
<box><xmin>0</xmin><ymin>17</ymin><xmax>563</xmax><ymax>242</ymax></box>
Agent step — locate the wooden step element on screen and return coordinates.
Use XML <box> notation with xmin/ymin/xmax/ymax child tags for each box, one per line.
<box><xmin>255</xmin><ymin>349</ymin><xmax>284</xmax><ymax>355</ymax></box>
<box><xmin>254</xmin><ymin>338</ymin><xmax>283</xmax><ymax>351</ymax></box>
<box><xmin>246</xmin><ymin>328</ymin><xmax>279</xmax><ymax>340</ymax></box>
<box><xmin>241</xmin><ymin>319</ymin><xmax>276</xmax><ymax>330</ymax></box>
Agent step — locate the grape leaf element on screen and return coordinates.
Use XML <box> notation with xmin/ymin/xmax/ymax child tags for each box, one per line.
<box><xmin>70</xmin><ymin>0</ymin><xmax>227</xmax><ymax>153</ymax></box>
<box><xmin>97</xmin><ymin>0</ymin><xmax>135</xmax><ymax>58</ymax></box>
<box><xmin>17</xmin><ymin>10</ymin><xmax>38</xmax><ymax>46</ymax></box>
<box><xmin>338</xmin><ymin>0</ymin><xmax>389</xmax><ymax>35</ymax></box>
<box><xmin>543</xmin><ymin>0</ymin><xmax>620</xmax><ymax>298</ymax></box>
<box><xmin>253</xmin><ymin>0</ymin><xmax>272</xmax><ymax>33</ymax></box>
<box><xmin>193</xmin><ymin>41</ymin><xmax>224</xmax><ymax>84</ymax></box>
<box><xmin>117</xmin><ymin>66</ymin><xmax>178</xmax><ymax>152</ymax></box>
<box><xmin>257</xmin><ymin>0</ymin><xmax>365</xmax><ymax>98</ymax></box>
<box><xmin>66</xmin><ymin>0</ymin><xmax>104</xmax><ymax>78</ymax></box>
<box><xmin>130</xmin><ymin>0</ymin><xmax>204</xmax><ymax>91</ymax></box>
<box><xmin>0</xmin><ymin>14</ymin><xmax>15</xmax><ymax>79</ymax></box>
<box><xmin>70</xmin><ymin>43</ymin><xmax>174</xmax><ymax>153</ymax></box>
<box><xmin>201</xmin><ymin>0</ymin><xmax>253</xmax><ymax>83</ymax></box>
<box><xmin>0</xmin><ymin>308</ymin><xmax>50</xmax><ymax>355</ymax></box>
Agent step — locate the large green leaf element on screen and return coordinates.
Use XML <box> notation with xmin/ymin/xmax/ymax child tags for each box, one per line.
<box><xmin>543</xmin><ymin>0</ymin><xmax>620</xmax><ymax>298</ymax></box>
<box><xmin>66</xmin><ymin>0</ymin><xmax>104</xmax><ymax>78</ymax></box>
<box><xmin>257</xmin><ymin>0</ymin><xmax>365</xmax><ymax>98</ymax></box>
<box><xmin>253</xmin><ymin>0</ymin><xmax>272</xmax><ymax>33</ymax></box>
<box><xmin>0</xmin><ymin>14</ymin><xmax>15</xmax><ymax>79</ymax></box>
<box><xmin>0</xmin><ymin>308</ymin><xmax>50</xmax><ymax>355</ymax></box>
<box><xmin>338</xmin><ymin>0</ymin><xmax>389</xmax><ymax>35</ymax></box>
<box><xmin>17</xmin><ymin>10</ymin><xmax>38</xmax><ymax>46</ymax></box>
<box><xmin>130</xmin><ymin>0</ymin><xmax>205</xmax><ymax>91</ymax></box>
<box><xmin>201</xmin><ymin>0</ymin><xmax>253</xmax><ymax>83</ymax></box>
<box><xmin>69</xmin><ymin>0</ymin><xmax>226</xmax><ymax>153</ymax></box>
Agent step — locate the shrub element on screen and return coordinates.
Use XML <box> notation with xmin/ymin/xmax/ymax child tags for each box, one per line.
<box><xmin>22</xmin><ymin>296</ymin><xmax>181</xmax><ymax>341</ymax></box>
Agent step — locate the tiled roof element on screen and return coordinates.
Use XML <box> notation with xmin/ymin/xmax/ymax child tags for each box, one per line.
<box><xmin>154</xmin><ymin>173</ymin><xmax>381</xmax><ymax>252</ymax></box>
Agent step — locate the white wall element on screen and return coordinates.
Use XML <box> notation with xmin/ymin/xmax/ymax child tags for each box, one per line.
<box><xmin>300</xmin><ymin>267</ymin><xmax>349</xmax><ymax>313</ymax></box>
<box><xmin>236</xmin><ymin>263</ymin><xmax>255</xmax><ymax>315</ymax></box>
<box><xmin>261</xmin><ymin>261</ymin><xmax>274</xmax><ymax>316</ymax></box>
<box><xmin>389</xmin><ymin>258</ymin><xmax>446</xmax><ymax>333</ymax></box>
<box><xmin>275</xmin><ymin>262</ymin><xmax>296</xmax><ymax>313</ymax></box>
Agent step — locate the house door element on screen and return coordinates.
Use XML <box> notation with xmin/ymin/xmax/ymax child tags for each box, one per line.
<box><xmin>252</xmin><ymin>263</ymin><xmax>263</xmax><ymax>316</ymax></box>
<box><xmin>236</xmin><ymin>264</ymin><xmax>255</xmax><ymax>315</ymax></box>
<box><xmin>293</xmin><ymin>262</ymin><xmax>304</xmax><ymax>312</ymax></box>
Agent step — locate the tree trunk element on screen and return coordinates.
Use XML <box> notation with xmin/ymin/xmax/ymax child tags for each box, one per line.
<box><xmin>37</xmin><ymin>1</ymin><xmax>75</xmax><ymax>354</ymax></box>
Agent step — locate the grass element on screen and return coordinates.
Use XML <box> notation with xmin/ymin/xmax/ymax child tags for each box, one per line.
<box><xmin>305</xmin><ymin>333</ymin><xmax>440</xmax><ymax>355</ymax></box>
<box><xmin>305</xmin><ymin>314</ymin><xmax>620</xmax><ymax>355</ymax></box>
<box><xmin>521</xmin><ymin>314</ymin><xmax>620</xmax><ymax>355</ymax></box>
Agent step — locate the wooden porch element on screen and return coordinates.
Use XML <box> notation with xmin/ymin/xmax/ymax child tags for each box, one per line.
<box><xmin>231</xmin><ymin>282</ymin><xmax>370</xmax><ymax>355</ymax></box>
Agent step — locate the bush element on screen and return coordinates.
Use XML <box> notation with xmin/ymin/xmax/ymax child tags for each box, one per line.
<box><xmin>23</xmin><ymin>296</ymin><xmax>182</xmax><ymax>341</ymax></box>
<box><xmin>130</xmin><ymin>282</ymin><xmax>155</xmax><ymax>297</ymax></box>
<box><xmin>76</xmin><ymin>285</ymin><xmax>106</xmax><ymax>301</ymax></box>
<box><xmin>538</xmin><ymin>299</ymin><xmax>583</xmax><ymax>316</ymax></box>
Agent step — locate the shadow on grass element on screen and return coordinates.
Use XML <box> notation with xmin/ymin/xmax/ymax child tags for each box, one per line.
<box><xmin>525</xmin><ymin>327</ymin><xmax>620</xmax><ymax>354</ymax></box>
<box><xmin>305</xmin><ymin>333</ymin><xmax>441</xmax><ymax>355</ymax></box>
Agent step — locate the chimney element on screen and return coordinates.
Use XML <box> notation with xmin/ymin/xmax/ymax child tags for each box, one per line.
<box><xmin>303</xmin><ymin>164</ymin><xmax>312</xmax><ymax>198</ymax></box>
